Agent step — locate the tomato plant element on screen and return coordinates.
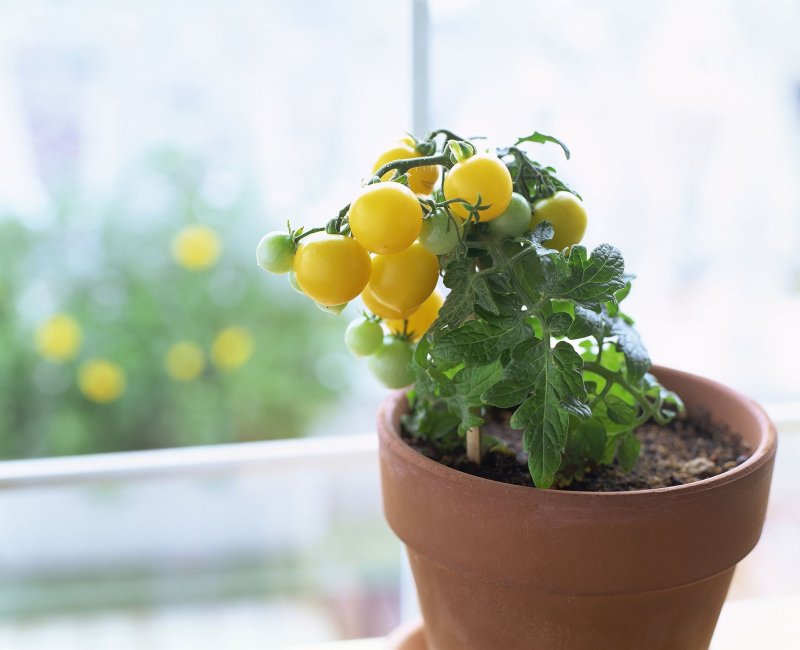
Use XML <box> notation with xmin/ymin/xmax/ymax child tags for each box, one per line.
<box><xmin>256</xmin><ymin>127</ymin><xmax>682</xmax><ymax>489</ymax></box>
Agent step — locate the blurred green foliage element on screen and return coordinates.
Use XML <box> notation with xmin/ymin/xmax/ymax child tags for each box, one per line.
<box><xmin>0</xmin><ymin>150</ymin><xmax>349</xmax><ymax>459</ymax></box>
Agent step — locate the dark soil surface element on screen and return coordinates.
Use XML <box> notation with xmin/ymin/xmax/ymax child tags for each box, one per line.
<box><xmin>401</xmin><ymin>408</ymin><xmax>750</xmax><ymax>491</ymax></box>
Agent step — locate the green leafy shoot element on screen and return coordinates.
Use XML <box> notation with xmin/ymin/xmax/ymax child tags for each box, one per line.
<box><xmin>404</xmin><ymin>130</ymin><xmax>683</xmax><ymax>488</ymax></box>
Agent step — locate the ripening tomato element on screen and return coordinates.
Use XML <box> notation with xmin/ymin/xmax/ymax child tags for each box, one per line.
<box><xmin>488</xmin><ymin>193</ymin><xmax>532</xmax><ymax>239</ymax></box>
<box><xmin>349</xmin><ymin>182</ymin><xmax>423</xmax><ymax>255</ymax></box>
<box><xmin>419</xmin><ymin>208</ymin><xmax>461</xmax><ymax>255</ymax></box>
<box><xmin>373</xmin><ymin>139</ymin><xmax>439</xmax><ymax>195</ymax></box>
<box><xmin>368</xmin><ymin>242</ymin><xmax>439</xmax><ymax>317</ymax></box>
<box><xmin>293</xmin><ymin>234</ymin><xmax>371</xmax><ymax>306</ymax></box>
<box><xmin>385</xmin><ymin>290</ymin><xmax>444</xmax><ymax>341</ymax></box>
<box><xmin>256</xmin><ymin>232</ymin><xmax>295</xmax><ymax>274</ymax></box>
<box><xmin>367</xmin><ymin>335</ymin><xmax>415</xmax><ymax>388</ymax></box>
<box><xmin>530</xmin><ymin>191</ymin><xmax>588</xmax><ymax>251</ymax></box>
<box><xmin>443</xmin><ymin>153</ymin><xmax>513</xmax><ymax>221</ymax></box>
<box><xmin>345</xmin><ymin>317</ymin><xmax>384</xmax><ymax>357</ymax></box>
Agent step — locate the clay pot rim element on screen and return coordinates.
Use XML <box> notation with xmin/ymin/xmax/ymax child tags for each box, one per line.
<box><xmin>381</xmin><ymin>364</ymin><xmax>777</xmax><ymax>498</ymax></box>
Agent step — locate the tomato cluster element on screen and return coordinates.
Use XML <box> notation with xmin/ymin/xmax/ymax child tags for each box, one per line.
<box><xmin>255</xmin><ymin>132</ymin><xmax>589</xmax><ymax>388</ymax></box>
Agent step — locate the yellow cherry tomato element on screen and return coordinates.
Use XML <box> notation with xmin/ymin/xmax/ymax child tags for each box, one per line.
<box><xmin>386</xmin><ymin>290</ymin><xmax>444</xmax><ymax>341</ymax></box>
<box><xmin>361</xmin><ymin>284</ymin><xmax>410</xmax><ymax>320</ymax></box>
<box><xmin>349</xmin><ymin>182</ymin><xmax>423</xmax><ymax>255</ymax></box>
<box><xmin>294</xmin><ymin>234</ymin><xmax>371</xmax><ymax>307</ymax></box>
<box><xmin>373</xmin><ymin>139</ymin><xmax>439</xmax><ymax>195</ymax></box>
<box><xmin>443</xmin><ymin>153</ymin><xmax>513</xmax><ymax>221</ymax></box>
<box><xmin>369</xmin><ymin>242</ymin><xmax>439</xmax><ymax>317</ymax></box>
<box><xmin>530</xmin><ymin>191</ymin><xmax>588</xmax><ymax>251</ymax></box>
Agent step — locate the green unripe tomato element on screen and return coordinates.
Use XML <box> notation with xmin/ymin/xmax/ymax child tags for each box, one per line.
<box><xmin>256</xmin><ymin>232</ymin><xmax>295</xmax><ymax>274</ymax></box>
<box><xmin>419</xmin><ymin>208</ymin><xmax>460</xmax><ymax>255</ymax></box>
<box><xmin>345</xmin><ymin>317</ymin><xmax>384</xmax><ymax>357</ymax></box>
<box><xmin>488</xmin><ymin>192</ymin><xmax>532</xmax><ymax>239</ymax></box>
<box><xmin>367</xmin><ymin>335</ymin><xmax>414</xmax><ymax>388</ymax></box>
<box><xmin>530</xmin><ymin>191</ymin><xmax>588</xmax><ymax>251</ymax></box>
<box><xmin>317</xmin><ymin>302</ymin><xmax>347</xmax><ymax>315</ymax></box>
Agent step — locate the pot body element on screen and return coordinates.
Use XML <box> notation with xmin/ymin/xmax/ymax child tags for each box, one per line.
<box><xmin>378</xmin><ymin>366</ymin><xmax>777</xmax><ymax>650</ymax></box>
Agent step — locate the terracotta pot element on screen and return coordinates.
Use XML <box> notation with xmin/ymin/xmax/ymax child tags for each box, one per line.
<box><xmin>378</xmin><ymin>366</ymin><xmax>777</xmax><ymax>650</ymax></box>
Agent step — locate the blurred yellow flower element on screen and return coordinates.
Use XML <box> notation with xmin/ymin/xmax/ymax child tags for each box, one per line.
<box><xmin>35</xmin><ymin>313</ymin><xmax>83</xmax><ymax>362</ymax></box>
<box><xmin>171</xmin><ymin>225</ymin><xmax>221</xmax><ymax>270</ymax></box>
<box><xmin>78</xmin><ymin>359</ymin><xmax>126</xmax><ymax>403</ymax></box>
<box><xmin>211</xmin><ymin>327</ymin><xmax>254</xmax><ymax>371</ymax></box>
<box><xmin>165</xmin><ymin>341</ymin><xmax>205</xmax><ymax>381</ymax></box>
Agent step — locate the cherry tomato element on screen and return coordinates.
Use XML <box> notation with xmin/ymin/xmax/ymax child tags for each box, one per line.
<box><xmin>443</xmin><ymin>153</ymin><xmax>512</xmax><ymax>221</ymax></box>
<box><xmin>349</xmin><ymin>182</ymin><xmax>423</xmax><ymax>255</ymax></box>
<box><xmin>385</xmin><ymin>290</ymin><xmax>444</xmax><ymax>341</ymax></box>
<box><xmin>530</xmin><ymin>191</ymin><xmax>588</xmax><ymax>251</ymax></box>
<box><xmin>367</xmin><ymin>335</ymin><xmax>415</xmax><ymax>388</ymax></box>
<box><xmin>373</xmin><ymin>139</ymin><xmax>439</xmax><ymax>195</ymax></box>
<box><xmin>419</xmin><ymin>208</ymin><xmax>461</xmax><ymax>255</ymax></box>
<box><xmin>361</xmin><ymin>285</ymin><xmax>411</xmax><ymax>320</ymax></box>
<box><xmin>256</xmin><ymin>232</ymin><xmax>295</xmax><ymax>274</ymax></box>
<box><xmin>488</xmin><ymin>193</ymin><xmax>531</xmax><ymax>239</ymax></box>
<box><xmin>293</xmin><ymin>234</ymin><xmax>371</xmax><ymax>306</ymax></box>
<box><xmin>369</xmin><ymin>242</ymin><xmax>439</xmax><ymax>317</ymax></box>
<box><xmin>345</xmin><ymin>317</ymin><xmax>384</xmax><ymax>356</ymax></box>
<box><xmin>316</xmin><ymin>302</ymin><xmax>347</xmax><ymax>315</ymax></box>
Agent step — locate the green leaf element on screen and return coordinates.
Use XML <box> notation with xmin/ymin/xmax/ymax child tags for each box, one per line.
<box><xmin>433</xmin><ymin>319</ymin><xmax>530</xmax><ymax>366</ymax></box>
<box><xmin>570</xmin><ymin>417</ymin><xmax>607</xmax><ymax>463</ymax></box>
<box><xmin>610</xmin><ymin>315</ymin><xmax>651</xmax><ymax>382</ymax></box>
<box><xmin>547</xmin><ymin>312</ymin><xmax>572</xmax><ymax>338</ymax></box>
<box><xmin>507</xmin><ymin>339</ymin><xmax>589</xmax><ymax>487</ymax></box>
<box><xmin>433</xmin><ymin>260</ymin><xmax>475</xmax><ymax>332</ymax></box>
<box><xmin>515</xmin><ymin>131</ymin><xmax>571</xmax><ymax>160</ymax></box>
<box><xmin>509</xmin><ymin>394</ymin><xmax>565</xmax><ymax>487</ymax></box>
<box><xmin>617</xmin><ymin>432</ymin><xmax>641</xmax><ymax>471</ymax></box>
<box><xmin>453</xmin><ymin>361</ymin><xmax>503</xmax><ymax>402</ymax></box>
<box><xmin>551</xmin><ymin>244</ymin><xmax>626</xmax><ymax>309</ymax></box>
<box><xmin>605</xmin><ymin>394</ymin><xmax>637</xmax><ymax>425</ymax></box>
<box><xmin>568</xmin><ymin>305</ymin><xmax>607</xmax><ymax>340</ymax></box>
<box><xmin>482</xmin><ymin>379</ymin><xmax>530</xmax><ymax>408</ymax></box>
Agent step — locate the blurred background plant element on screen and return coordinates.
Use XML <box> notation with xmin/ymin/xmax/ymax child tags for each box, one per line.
<box><xmin>0</xmin><ymin>148</ymin><xmax>349</xmax><ymax>459</ymax></box>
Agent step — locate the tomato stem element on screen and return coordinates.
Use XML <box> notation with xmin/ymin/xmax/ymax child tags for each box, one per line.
<box><xmin>294</xmin><ymin>227</ymin><xmax>326</xmax><ymax>243</ymax></box>
<box><xmin>371</xmin><ymin>153</ymin><xmax>452</xmax><ymax>185</ymax></box>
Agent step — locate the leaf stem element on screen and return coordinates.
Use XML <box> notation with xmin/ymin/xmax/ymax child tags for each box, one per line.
<box><xmin>583</xmin><ymin>361</ymin><xmax>655</xmax><ymax>420</ymax></box>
